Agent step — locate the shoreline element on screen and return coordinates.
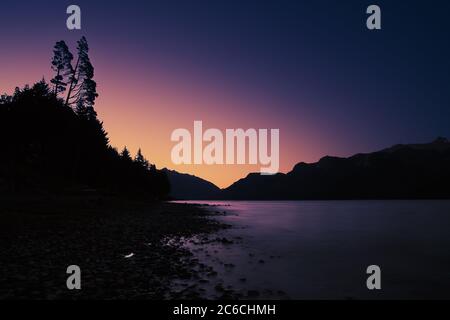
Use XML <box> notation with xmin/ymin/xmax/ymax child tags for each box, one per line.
<box><xmin>0</xmin><ymin>196</ymin><xmax>229</xmax><ymax>299</ymax></box>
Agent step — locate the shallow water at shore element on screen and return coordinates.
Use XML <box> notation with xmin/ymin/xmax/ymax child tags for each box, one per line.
<box><xmin>173</xmin><ymin>200</ymin><xmax>450</xmax><ymax>299</ymax></box>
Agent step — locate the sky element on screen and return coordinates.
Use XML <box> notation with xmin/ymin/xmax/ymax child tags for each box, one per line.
<box><xmin>1</xmin><ymin>0</ymin><xmax>450</xmax><ymax>188</ymax></box>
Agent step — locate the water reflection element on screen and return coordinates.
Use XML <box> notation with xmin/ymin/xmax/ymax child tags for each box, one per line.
<box><xmin>172</xmin><ymin>200</ymin><xmax>450</xmax><ymax>299</ymax></box>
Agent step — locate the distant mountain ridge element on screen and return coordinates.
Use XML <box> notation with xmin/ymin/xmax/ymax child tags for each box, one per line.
<box><xmin>167</xmin><ymin>138</ymin><xmax>450</xmax><ymax>200</ymax></box>
<box><xmin>162</xmin><ymin>168</ymin><xmax>221</xmax><ymax>200</ymax></box>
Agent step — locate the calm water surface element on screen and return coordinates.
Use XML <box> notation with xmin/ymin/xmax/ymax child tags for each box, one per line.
<box><xmin>173</xmin><ymin>200</ymin><xmax>450</xmax><ymax>299</ymax></box>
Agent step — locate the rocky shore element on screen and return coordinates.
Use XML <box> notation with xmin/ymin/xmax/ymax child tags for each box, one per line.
<box><xmin>0</xmin><ymin>196</ymin><xmax>229</xmax><ymax>299</ymax></box>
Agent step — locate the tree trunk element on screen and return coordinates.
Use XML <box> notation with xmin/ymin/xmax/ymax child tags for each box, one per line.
<box><xmin>65</xmin><ymin>56</ymin><xmax>80</xmax><ymax>106</ymax></box>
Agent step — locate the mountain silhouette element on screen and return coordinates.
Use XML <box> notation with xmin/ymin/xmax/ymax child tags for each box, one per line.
<box><xmin>163</xmin><ymin>168</ymin><xmax>221</xmax><ymax>200</ymax></box>
<box><xmin>220</xmin><ymin>138</ymin><xmax>450</xmax><ymax>200</ymax></box>
<box><xmin>167</xmin><ymin>138</ymin><xmax>450</xmax><ymax>200</ymax></box>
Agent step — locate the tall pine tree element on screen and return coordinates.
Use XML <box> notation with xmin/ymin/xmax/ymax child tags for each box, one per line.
<box><xmin>66</xmin><ymin>37</ymin><xmax>98</xmax><ymax>120</ymax></box>
<box><xmin>50</xmin><ymin>41</ymin><xmax>73</xmax><ymax>96</ymax></box>
<box><xmin>135</xmin><ymin>148</ymin><xmax>150</xmax><ymax>169</ymax></box>
<box><xmin>121</xmin><ymin>147</ymin><xmax>132</xmax><ymax>161</ymax></box>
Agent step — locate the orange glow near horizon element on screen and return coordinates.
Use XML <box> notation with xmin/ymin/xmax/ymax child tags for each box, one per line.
<box><xmin>0</xmin><ymin>48</ymin><xmax>353</xmax><ymax>189</ymax></box>
<box><xmin>2</xmin><ymin>2</ymin><xmax>449</xmax><ymax>190</ymax></box>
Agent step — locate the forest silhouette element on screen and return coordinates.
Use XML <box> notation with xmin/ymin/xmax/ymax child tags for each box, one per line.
<box><xmin>0</xmin><ymin>37</ymin><xmax>170</xmax><ymax>198</ymax></box>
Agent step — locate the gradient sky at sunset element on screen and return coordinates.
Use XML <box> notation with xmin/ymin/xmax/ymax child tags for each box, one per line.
<box><xmin>1</xmin><ymin>0</ymin><xmax>450</xmax><ymax>187</ymax></box>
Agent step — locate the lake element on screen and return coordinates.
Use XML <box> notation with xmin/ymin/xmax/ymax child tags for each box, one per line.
<box><xmin>173</xmin><ymin>200</ymin><xmax>450</xmax><ymax>299</ymax></box>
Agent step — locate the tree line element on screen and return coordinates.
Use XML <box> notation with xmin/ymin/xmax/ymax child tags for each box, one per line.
<box><xmin>0</xmin><ymin>37</ymin><xmax>170</xmax><ymax>199</ymax></box>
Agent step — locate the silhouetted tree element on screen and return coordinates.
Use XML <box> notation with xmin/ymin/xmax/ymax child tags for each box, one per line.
<box><xmin>78</xmin><ymin>78</ymin><xmax>98</xmax><ymax>120</ymax></box>
<box><xmin>66</xmin><ymin>37</ymin><xmax>98</xmax><ymax>120</ymax></box>
<box><xmin>121</xmin><ymin>147</ymin><xmax>132</xmax><ymax>161</ymax></box>
<box><xmin>135</xmin><ymin>148</ymin><xmax>149</xmax><ymax>169</ymax></box>
<box><xmin>50</xmin><ymin>41</ymin><xmax>73</xmax><ymax>96</ymax></box>
<box><xmin>32</xmin><ymin>78</ymin><xmax>51</xmax><ymax>97</ymax></box>
<box><xmin>0</xmin><ymin>39</ymin><xmax>171</xmax><ymax>200</ymax></box>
